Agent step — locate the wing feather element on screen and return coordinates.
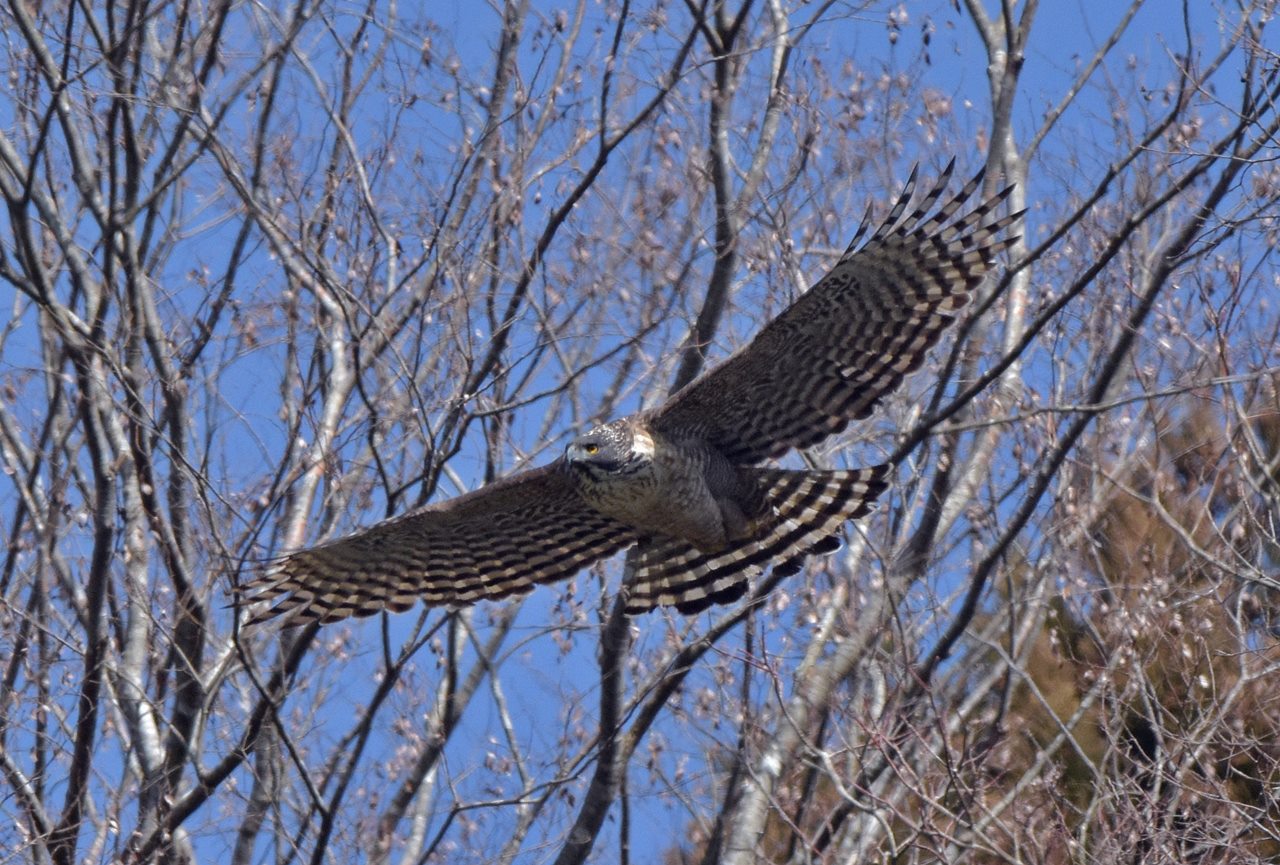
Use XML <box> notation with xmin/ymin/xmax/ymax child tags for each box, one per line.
<box><xmin>651</xmin><ymin>162</ymin><xmax>1022</xmax><ymax>463</ymax></box>
<box><xmin>238</xmin><ymin>462</ymin><xmax>638</xmax><ymax>625</ymax></box>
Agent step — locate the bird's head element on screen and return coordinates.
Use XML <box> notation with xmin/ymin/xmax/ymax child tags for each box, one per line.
<box><xmin>565</xmin><ymin>420</ymin><xmax>652</xmax><ymax>477</ymax></box>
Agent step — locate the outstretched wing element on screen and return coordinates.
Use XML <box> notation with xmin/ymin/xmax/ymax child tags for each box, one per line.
<box><xmin>652</xmin><ymin>162</ymin><xmax>1021</xmax><ymax>464</ymax></box>
<box><xmin>238</xmin><ymin>462</ymin><xmax>639</xmax><ymax>625</ymax></box>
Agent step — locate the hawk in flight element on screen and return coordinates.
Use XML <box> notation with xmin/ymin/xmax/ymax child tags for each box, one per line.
<box><xmin>240</xmin><ymin>162</ymin><xmax>1019</xmax><ymax>625</ymax></box>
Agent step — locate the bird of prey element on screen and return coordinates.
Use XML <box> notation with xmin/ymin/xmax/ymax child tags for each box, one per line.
<box><xmin>240</xmin><ymin>161</ymin><xmax>1019</xmax><ymax>625</ymax></box>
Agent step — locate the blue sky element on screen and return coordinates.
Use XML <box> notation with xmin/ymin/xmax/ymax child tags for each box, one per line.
<box><xmin>0</xmin><ymin>0</ymin><xmax>1269</xmax><ymax>861</ymax></box>
<box><xmin>233</xmin><ymin>2</ymin><xmax>1255</xmax><ymax>861</ymax></box>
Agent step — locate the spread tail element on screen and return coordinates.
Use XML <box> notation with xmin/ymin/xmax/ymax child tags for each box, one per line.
<box><xmin>624</xmin><ymin>464</ymin><xmax>889</xmax><ymax>614</ymax></box>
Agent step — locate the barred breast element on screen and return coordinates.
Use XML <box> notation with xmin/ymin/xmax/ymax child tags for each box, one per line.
<box><xmin>575</xmin><ymin>427</ymin><xmax>738</xmax><ymax>551</ymax></box>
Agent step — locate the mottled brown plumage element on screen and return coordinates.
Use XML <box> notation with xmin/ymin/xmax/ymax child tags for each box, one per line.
<box><xmin>239</xmin><ymin>161</ymin><xmax>1020</xmax><ymax>625</ymax></box>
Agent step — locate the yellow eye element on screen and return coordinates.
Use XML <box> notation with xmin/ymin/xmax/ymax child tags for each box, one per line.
<box><xmin>583</xmin><ymin>442</ymin><xmax>599</xmax><ymax>455</ymax></box>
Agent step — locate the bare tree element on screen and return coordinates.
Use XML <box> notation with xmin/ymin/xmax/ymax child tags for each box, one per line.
<box><xmin>1</xmin><ymin>1</ymin><xmax>1277</xmax><ymax>864</ymax></box>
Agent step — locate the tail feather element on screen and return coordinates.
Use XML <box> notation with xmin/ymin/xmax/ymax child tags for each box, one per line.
<box><xmin>624</xmin><ymin>464</ymin><xmax>889</xmax><ymax>614</ymax></box>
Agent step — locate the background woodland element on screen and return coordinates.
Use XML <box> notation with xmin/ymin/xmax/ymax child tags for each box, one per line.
<box><xmin>2</xmin><ymin>1</ymin><xmax>1280</xmax><ymax>863</ymax></box>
